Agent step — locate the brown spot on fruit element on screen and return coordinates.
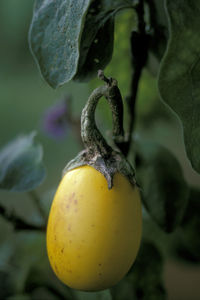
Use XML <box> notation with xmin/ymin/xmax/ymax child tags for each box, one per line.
<box><xmin>74</xmin><ymin>199</ymin><xmax>78</xmax><ymax>205</ymax></box>
<box><xmin>69</xmin><ymin>192</ymin><xmax>75</xmax><ymax>203</ymax></box>
<box><xmin>67</xmin><ymin>269</ymin><xmax>72</xmax><ymax>273</ymax></box>
<box><xmin>98</xmin><ymin>263</ymin><xmax>102</xmax><ymax>266</ymax></box>
<box><xmin>68</xmin><ymin>225</ymin><xmax>71</xmax><ymax>231</ymax></box>
<box><xmin>98</xmin><ymin>273</ymin><xmax>102</xmax><ymax>276</ymax></box>
<box><xmin>61</xmin><ymin>248</ymin><xmax>64</xmax><ymax>253</ymax></box>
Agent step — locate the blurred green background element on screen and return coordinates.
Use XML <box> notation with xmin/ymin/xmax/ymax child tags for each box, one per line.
<box><xmin>0</xmin><ymin>1</ymin><xmax>200</xmax><ymax>299</ymax></box>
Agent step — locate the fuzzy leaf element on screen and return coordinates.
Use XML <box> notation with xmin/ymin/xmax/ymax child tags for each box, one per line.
<box><xmin>71</xmin><ymin>0</ymin><xmax>136</xmax><ymax>82</ymax></box>
<box><xmin>130</xmin><ymin>241</ymin><xmax>166</xmax><ymax>300</ymax></box>
<box><xmin>158</xmin><ymin>0</ymin><xmax>200</xmax><ymax>173</ymax></box>
<box><xmin>74</xmin><ymin>290</ymin><xmax>112</xmax><ymax>300</ymax></box>
<box><xmin>7</xmin><ymin>295</ymin><xmax>31</xmax><ymax>300</ymax></box>
<box><xmin>29</xmin><ymin>0</ymin><xmax>135</xmax><ymax>87</ymax></box>
<box><xmin>29</xmin><ymin>0</ymin><xmax>92</xmax><ymax>88</ymax></box>
<box><xmin>0</xmin><ymin>271</ymin><xmax>14</xmax><ymax>299</ymax></box>
<box><xmin>148</xmin><ymin>0</ymin><xmax>168</xmax><ymax>60</ymax></box>
<box><xmin>0</xmin><ymin>132</ymin><xmax>45</xmax><ymax>192</ymax></box>
<box><xmin>135</xmin><ymin>139</ymin><xmax>189</xmax><ymax>232</ymax></box>
<box><xmin>111</xmin><ymin>241</ymin><xmax>166</xmax><ymax>300</ymax></box>
<box><xmin>175</xmin><ymin>188</ymin><xmax>200</xmax><ymax>263</ymax></box>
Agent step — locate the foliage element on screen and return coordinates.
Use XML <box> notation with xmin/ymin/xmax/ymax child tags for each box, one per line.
<box><xmin>170</xmin><ymin>187</ymin><xmax>200</xmax><ymax>263</ymax></box>
<box><xmin>1</xmin><ymin>0</ymin><xmax>200</xmax><ymax>299</ymax></box>
<box><xmin>135</xmin><ymin>138</ymin><xmax>189</xmax><ymax>232</ymax></box>
<box><xmin>111</xmin><ymin>241</ymin><xmax>166</xmax><ymax>300</ymax></box>
<box><xmin>29</xmin><ymin>0</ymin><xmax>136</xmax><ymax>88</ymax></box>
<box><xmin>0</xmin><ymin>132</ymin><xmax>45</xmax><ymax>192</ymax></box>
<box><xmin>158</xmin><ymin>0</ymin><xmax>200</xmax><ymax>174</ymax></box>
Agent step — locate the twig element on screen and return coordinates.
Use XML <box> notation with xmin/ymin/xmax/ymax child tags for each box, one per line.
<box><xmin>125</xmin><ymin>0</ymin><xmax>149</xmax><ymax>156</ymax></box>
<box><xmin>0</xmin><ymin>204</ymin><xmax>46</xmax><ymax>231</ymax></box>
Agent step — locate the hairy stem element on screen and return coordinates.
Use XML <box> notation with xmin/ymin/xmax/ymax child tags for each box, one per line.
<box><xmin>81</xmin><ymin>70</ymin><xmax>125</xmax><ymax>157</ymax></box>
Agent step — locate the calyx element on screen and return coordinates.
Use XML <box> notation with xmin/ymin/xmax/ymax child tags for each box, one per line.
<box><xmin>63</xmin><ymin>70</ymin><xmax>136</xmax><ymax>189</ymax></box>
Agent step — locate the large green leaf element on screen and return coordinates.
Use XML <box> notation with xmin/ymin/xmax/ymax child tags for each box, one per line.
<box><xmin>111</xmin><ymin>241</ymin><xmax>166</xmax><ymax>300</ymax></box>
<box><xmin>29</xmin><ymin>0</ymin><xmax>92</xmax><ymax>88</ymax></box>
<box><xmin>158</xmin><ymin>0</ymin><xmax>200</xmax><ymax>173</ymax></box>
<box><xmin>74</xmin><ymin>0</ymin><xmax>135</xmax><ymax>81</ymax></box>
<box><xmin>135</xmin><ymin>138</ymin><xmax>189</xmax><ymax>232</ymax></box>
<box><xmin>172</xmin><ymin>188</ymin><xmax>200</xmax><ymax>263</ymax></box>
<box><xmin>29</xmin><ymin>0</ymin><xmax>135</xmax><ymax>88</ymax></box>
<box><xmin>146</xmin><ymin>0</ymin><xmax>168</xmax><ymax>75</ymax></box>
<box><xmin>74</xmin><ymin>290</ymin><xmax>112</xmax><ymax>300</ymax></box>
<box><xmin>0</xmin><ymin>132</ymin><xmax>45</xmax><ymax>192</ymax></box>
<box><xmin>7</xmin><ymin>295</ymin><xmax>31</xmax><ymax>300</ymax></box>
<box><xmin>0</xmin><ymin>271</ymin><xmax>14</xmax><ymax>299</ymax></box>
<box><xmin>130</xmin><ymin>241</ymin><xmax>166</xmax><ymax>300</ymax></box>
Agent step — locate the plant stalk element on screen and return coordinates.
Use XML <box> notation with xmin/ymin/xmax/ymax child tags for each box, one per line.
<box><xmin>125</xmin><ymin>0</ymin><xmax>149</xmax><ymax>156</ymax></box>
<box><xmin>81</xmin><ymin>70</ymin><xmax>125</xmax><ymax>158</ymax></box>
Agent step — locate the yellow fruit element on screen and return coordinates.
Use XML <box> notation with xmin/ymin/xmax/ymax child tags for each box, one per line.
<box><xmin>47</xmin><ymin>165</ymin><xmax>142</xmax><ymax>291</ymax></box>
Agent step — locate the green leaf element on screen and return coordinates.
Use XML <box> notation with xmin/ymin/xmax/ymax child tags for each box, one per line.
<box><xmin>29</xmin><ymin>0</ymin><xmax>135</xmax><ymax>88</ymax></box>
<box><xmin>131</xmin><ymin>241</ymin><xmax>166</xmax><ymax>300</ymax></box>
<box><xmin>158</xmin><ymin>0</ymin><xmax>200</xmax><ymax>173</ymax></box>
<box><xmin>135</xmin><ymin>138</ymin><xmax>189</xmax><ymax>232</ymax></box>
<box><xmin>148</xmin><ymin>0</ymin><xmax>168</xmax><ymax>61</ymax></box>
<box><xmin>172</xmin><ymin>188</ymin><xmax>200</xmax><ymax>263</ymax></box>
<box><xmin>23</xmin><ymin>232</ymin><xmax>73</xmax><ymax>298</ymax></box>
<box><xmin>111</xmin><ymin>241</ymin><xmax>166</xmax><ymax>300</ymax></box>
<box><xmin>74</xmin><ymin>290</ymin><xmax>112</xmax><ymax>300</ymax></box>
<box><xmin>74</xmin><ymin>0</ymin><xmax>135</xmax><ymax>81</ymax></box>
<box><xmin>10</xmin><ymin>232</ymin><xmax>46</xmax><ymax>293</ymax></box>
<box><xmin>146</xmin><ymin>0</ymin><xmax>168</xmax><ymax>75</ymax></box>
<box><xmin>7</xmin><ymin>295</ymin><xmax>31</xmax><ymax>300</ymax></box>
<box><xmin>29</xmin><ymin>0</ymin><xmax>92</xmax><ymax>88</ymax></box>
<box><xmin>110</xmin><ymin>279</ymin><xmax>134</xmax><ymax>300</ymax></box>
<box><xmin>0</xmin><ymin>271</ymin><xmax>14</xmax><ymax>299</ymax></box>
<box><xmin>74</xmin><ymin>14</ymin><xmax>114</xmax><ymax>82</ymax></box>
<box><xmin>30</xmin><ymin>287</ymin><xmax>61</xmax><ymax>300</ymax></box>
<box><xmin>75</xmin><ymin>0</ymin><xmax>137</xmax><ymax>82</ymax></box>
<box><xmin>130</xmin><ymin>241</ymin><xmax>166</xmax><ymax>300</ymax></box>
<box><xmin>0</xmin><ymin>132</ymin><xmax>45</xmax><ymax>192</ymax></box>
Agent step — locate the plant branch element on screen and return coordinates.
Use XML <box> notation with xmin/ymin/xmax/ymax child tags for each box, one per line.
<box><xmin>125</xmin><ymin>0</ymin><xmax>149</xmax><ymax>156</ymax></box>
<box><xmin>0</xmin><ymin>204</ymin><xmax>46</xmax><ymax>231</ymax></box>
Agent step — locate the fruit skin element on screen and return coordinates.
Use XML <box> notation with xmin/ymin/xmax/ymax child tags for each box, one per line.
<box><xmin>47</xmin><ymin>165</ymin><xmax>142</xmax><ymax>291</ymax></box>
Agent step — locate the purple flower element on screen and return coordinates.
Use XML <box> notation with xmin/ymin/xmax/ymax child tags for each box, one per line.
<box><xmin>43</xmin><ymin>98</ymin><xmax>69</xmax><ymax>140</ymax></box>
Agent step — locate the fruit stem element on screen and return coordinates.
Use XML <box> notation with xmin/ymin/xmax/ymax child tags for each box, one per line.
<box><xmin>81</xmin><ymin>70</ymin><xmax>125</xmax><ymax>158</ymax></box>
